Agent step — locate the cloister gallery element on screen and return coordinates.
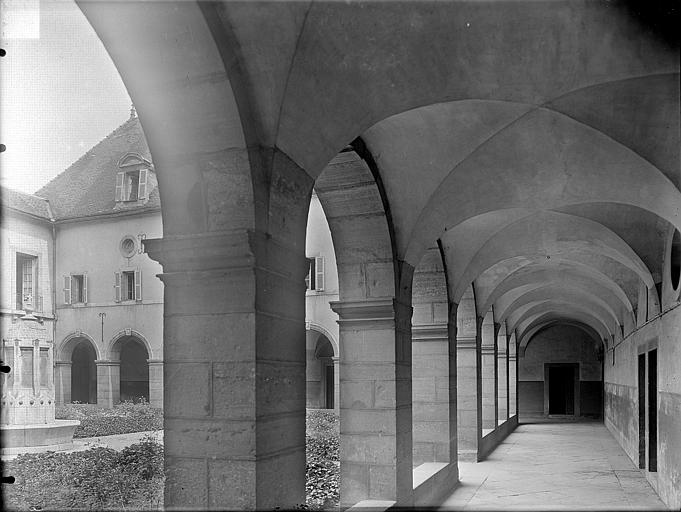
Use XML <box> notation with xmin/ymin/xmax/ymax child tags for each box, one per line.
<box><xmin>6</xmin><ymin>1</ymin><xmax>681</xmax><ymax>510</ymax></box>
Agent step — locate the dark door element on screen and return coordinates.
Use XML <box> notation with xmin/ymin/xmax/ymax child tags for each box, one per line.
<box><xmin>71</xmin><ymin>342</ymin><xmax>97</xmax><ymax>403</ymax></box>
<box><xmin>638</xmin><ymin>353</ymin><xmax>646</xmax><ymax>469</ymax></box>
<box><xmin>549</xmin><ymin>366</ymin><xmax>575</xmax><ymax>415</ymax></box>
<box><xmin>325</xmin><ymin>364</ymin><xmax>334</xmax><ymax>409</ymax></box>
<box><xmin>648</xmin><ymin>349</ymin><xmax>657</xmax><ymax>471</ymax></box>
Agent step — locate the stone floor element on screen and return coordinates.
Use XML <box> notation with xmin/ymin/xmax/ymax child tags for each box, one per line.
<box><xmin>441</xmin><ymin>422</ymin><xmax>666</xmax><ymax>510</ymax></box>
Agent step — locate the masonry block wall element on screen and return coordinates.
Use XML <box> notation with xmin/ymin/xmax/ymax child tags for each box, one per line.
<box><xmin>518</xmin><ymin>324</ymin><xmax>602</xmax><ymax>418</ymax></box>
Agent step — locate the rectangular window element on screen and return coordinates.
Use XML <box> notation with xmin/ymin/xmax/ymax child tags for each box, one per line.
<box><xmin>305</xmin><ymin>256</ymin><xmax>325</xmax><ymax>291</ymax></box>
<box><xmin>123</xmin><ymin>271</ymin><xmax>135</xmax><ymax>300</ymax></box>
<box><xmin>116</xmin><ymin>169</ymin><xmax>149</xmax><ymax>202</ymax></box>
<box><xmin>116</xmin><ymin>270</ymin><xmax>142</xmax><ymax>302</ymax></box>
<box><xmin>306</xmin><ymin>257</ymin><xmax>315</xmax><ymax>290</ymax></box>
<box><xmin>64</xmin><ymin>274</ymin><xmax>88</xmax><ymax>304</ymax></box>
<box><xmin>16</xmin><ymin>253</ymin><xmax>37</xmax><ymax>310</ymax></box>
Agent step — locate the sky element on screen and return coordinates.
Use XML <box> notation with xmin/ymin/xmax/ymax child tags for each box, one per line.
<box><xmin>1</xmin><ymin>0</ymin><xmax>132</xmax><ymax>194</ymax></box>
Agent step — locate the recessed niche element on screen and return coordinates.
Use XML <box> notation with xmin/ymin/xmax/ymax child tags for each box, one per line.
<box><xmin>671</xmin><ymin>229</ymin><xmax>680</xmax><ymax>291</ymax></box>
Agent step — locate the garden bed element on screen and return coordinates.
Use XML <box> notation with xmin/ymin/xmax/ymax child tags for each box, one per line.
<box><xmin>55</xmin><ymin>400</ymin><xmax>163</xmax><ymax>438</ymax></box>
<box><xmin>3</xmin><ymin>408</ymin><xmax>339</xmax><ymax>511</ymax></box>
<box><xmin>2</xmin><ymin>436</ymin><xmax>163</xmax><ymax>511</ymax></box>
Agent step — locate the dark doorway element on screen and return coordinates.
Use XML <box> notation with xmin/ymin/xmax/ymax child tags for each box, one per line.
<box><xmin>119</xmin><ymin>339</ymin><xmax>149</xmax><ymax>402</ymax></box>
<box><xmin>549</xmin><ymin>366</ymin><xmax>575</xmax><ymax>415</ymax></box>
<box><xmin>324</xmin><ymin>363</ymin><xmax>334</xmax><ymax>409</ymax></box>
<box><xmin>648</xmin><ymin>349</ymin><xmax>657</xmax><ymax>472</ymax></box>
<box><xmin>638</xmin><ymin>352</ymin><xmax>646</xmax><ymax>469</ymax></box>
<box><xmin>71</xmin><ymin>341</ymin><xmax>97</xmax><ymax>403</ymax></box>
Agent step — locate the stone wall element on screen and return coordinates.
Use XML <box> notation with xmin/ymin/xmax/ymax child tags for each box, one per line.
<box><xmin>518</xmin><ymin>324</ymin><xmax>603</xmax><ymax>418</ymax></box>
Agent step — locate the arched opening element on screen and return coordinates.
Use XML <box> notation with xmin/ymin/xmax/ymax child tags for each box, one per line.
<box><xmin>117</xmin><ymin>337</ymin><xmax>149</xmax><ymax>403</ymax></box>
<box><xmin>71</xmin><ymin>340</ymin><xmax>97</xmax><ymax>404</ymax></box>
<box><xmin>306</xmin><ymin>333</ymin><xmax>336</xmax><ymax>409</ymax></box>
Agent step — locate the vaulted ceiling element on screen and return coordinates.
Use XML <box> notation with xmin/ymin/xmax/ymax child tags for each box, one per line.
<box><xmin>78</xmin><ymin>0</ymin><xmax>680</xmax><ymax>347</ymax></box>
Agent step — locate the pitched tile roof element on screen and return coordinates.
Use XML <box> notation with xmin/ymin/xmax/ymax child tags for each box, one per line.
<box><xmin>1</xmin><ymin>186</ymin><xmax>52</xmax><ymax>220</ymax></box>
<box><xmin>36</xmin><ymin>116</ymin><xmax>160</xmax><ymax>220</ymax></box>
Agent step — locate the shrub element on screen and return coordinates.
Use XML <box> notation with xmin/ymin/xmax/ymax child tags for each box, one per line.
<box><xmin>2</xmin><ymin>440</ymin><xmax>164</xmax><ymax>511</ymax></box>
<box><xmin>306</xmin><ymin>409</ymin><xmax>340</xmax><ymax>510</ymax></box>
<box><xmin>56</xmin><ymin>400</ymin><xmax>163</xmax><ymax>438</ymax></box>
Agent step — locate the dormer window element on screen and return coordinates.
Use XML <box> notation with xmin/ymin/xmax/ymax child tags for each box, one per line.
<box><xmin>115</xmin><ymin>152</ymin><xmax>153</xmax><ymax>203</ymax></box>
<box><xmin>116</xmin><ymin>169</ymin><xmax>148</xmax><ymax>202</ymax></box>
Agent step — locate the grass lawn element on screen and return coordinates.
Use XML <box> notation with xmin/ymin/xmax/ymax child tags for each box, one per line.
<box><xmin>3</xmin><ymin>406</ymin><xmax>339</xmax><ymax>511</ymax></box>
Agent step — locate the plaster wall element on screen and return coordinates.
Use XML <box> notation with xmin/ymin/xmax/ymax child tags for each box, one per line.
<box><xmin>604</xmin><ymin>304</ymin><xmax>681</xmax><ymax>509</ymax></box>
<box><xmin>54</xmin><ymin>212</ymin><xmax>163</xmax><ymax>356</ymax></box>
<box><xmin>0</xmin><ymin>213</ymin><xmax>54</xmax><ymax>316</ymax></box>
<box><xmin>518</xmin><ymin>324</ymin><xmax>602</xmax><ymax>418</ymax></box>
<box><xmin>53</xmin><ymin>212</ymin><xmax>163</xmax><ymax>406</ymax></box>
<box><xmin>305</xmin><ymin>193</ymin><xmax>339</xmax><ymax>354</ymax></box>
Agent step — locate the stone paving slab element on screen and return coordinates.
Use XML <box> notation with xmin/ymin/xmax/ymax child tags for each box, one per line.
<box><xmin>440</xmin><ymin>423</ymin><xmax>666</xmax><ymax>510</ymax></box>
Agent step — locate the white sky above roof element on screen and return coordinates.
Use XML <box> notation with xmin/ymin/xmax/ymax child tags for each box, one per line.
<box><xmin>1</xmin><ymin>0</ymin><xmax>131</xmax><ymax>194</ymax></box>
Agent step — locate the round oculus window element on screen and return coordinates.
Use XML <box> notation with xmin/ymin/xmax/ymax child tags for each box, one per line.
<box><xmin>120</xmin><ymin>236</ymin><xmax>136</xmax><ymax>258</ymax></box>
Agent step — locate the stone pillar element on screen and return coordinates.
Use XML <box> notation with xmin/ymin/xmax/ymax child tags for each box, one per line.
<box><xmin>480</xmin><ymin>313</ymin><xmax>497</xmax><ymax>431</ymax></box>
<box><xmin>333</xmin><ymin>356</ymin><xmax>340</xmax><ymax>413</ymax></box>
<box><xmin>54</xmin><ymin>361</ymin><xmax>72</xmax><ymax>405</ymax></box>
<box><xmin>412</xmin><ymin>324</ymin><xmax>450</xmax><ymax>466</ymax></box>
<box><xmin>147</xmin><ymin>359</ymin><xmax>164</xmax><ymax>409</ymax></box>
<box><xmin>456</xmin><ymin>292</ymin><xmax>481</xmax><ymax>462</ymax></box>
<box><xmin>96</xmin><ymin>360</ymin><xmax>120</xmax><ymax>408</ymax></box>
<box><xmin>331</xmin><ymin>298</ymin><xmax>413</xmax><ymax>508</ymax></box>
<box><xmin>497</xmin><ymin>327</ymin><xmax>508</xmax><ymax>423</ymax></box>
<box><xmin>145</xmin><ymin>229</ymin><xmax>309</xmax><ymax>510</ymax></box>
<box><xmin>509</xmin><ymin>332</ymin><xmax>517</xmax><ymax>417</ymax></box>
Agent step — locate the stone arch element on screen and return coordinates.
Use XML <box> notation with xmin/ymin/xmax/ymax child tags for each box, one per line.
<box><xmin>400</xmin><ymin>107</ymin><xmax>681</xmax><ymax>265</ymax></box>
<box><xmin>445</xmin><ymin>210</ymin><xmax>655</xmax><ymax>304</ymax></box>
<box><xmin>518</xmin><ymin>320</ymin><xmax>603</xmax><ymax>358</ymax></box>
<box><xmin>497</xmin><ymin>286</ymin><xmax>621</xmax><ymax>334</ymax></box>
<box><xmin>479</xmin><ymin>263</ymin><xmax>635</xmax><ymax>323</ymax></box>
<box><xmin>314</xmin><ymin>141</ymin><xmax>413</xmax><ymax>507</ymax></box>
<box><xmin>305</xmin><ymin>329</ymin><xmax>337</xmax><ymax>410</ymax></box>
<box><xmin>315</xmin><ymin>141</ymin><xmax>401</xmax><ymax>302</ymax></box>
<box><xmin>515</xmin><ymin>308</ymin><xmax>613</xmax><ymax>348</ymax></box>
<box><xmin>77</xmin><ymin>1</ymin><xmax>254</xmax><ymax>237</ymax></box>
<box><xmin>109</xmin><ymin>331</ymin><xmax>151</xmax><ymax>403</ymax></box>
<box><xmin>57</xmin><ymin>331</ymin><xmax>101</xmax><ymax>361</ymax></box>
<box><xmin>306</xmin><ymin>322</ymin><xmax>339</xmax><ymax>357</ymax></box>
<box><xmin>58</xmin><ymin>333</ymin><xmax>99</xmax><ymax>405</ymax></box>
<box><xmin>107</xmin><ymin>329</ymin><xmax>154</xmax><ymax>361</ymax></box>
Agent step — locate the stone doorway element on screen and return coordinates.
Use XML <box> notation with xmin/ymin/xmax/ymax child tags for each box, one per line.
<box><xmin>545</xmin><ymin>364</ymin><xmax>579</xmax><ymax>416</ymax></box>
<box><xmin>71</xmin><ymin>341</ymin><xmax>97</xmax><ymax>404</ymax></box>
<box><xmin>119</xmin><ymin>338</ymin><xmax>149</xmax><ymax>403</ymax></box>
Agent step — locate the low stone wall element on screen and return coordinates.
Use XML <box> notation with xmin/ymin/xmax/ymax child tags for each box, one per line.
<box><xmin>479</xmin><ymin>414</ymin><xmax>518</xmax><ymax>461</ymax></box>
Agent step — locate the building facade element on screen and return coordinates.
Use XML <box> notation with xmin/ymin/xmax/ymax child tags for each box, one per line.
<box><xmin>2</xmin><ymin>112</ymin><xmax>164</xmax><ymax>409</ymax></box>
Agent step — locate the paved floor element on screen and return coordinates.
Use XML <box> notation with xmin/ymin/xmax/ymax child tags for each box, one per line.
<box><xmin>441</xmin><ymin>422</ymin><xmax>666</xmax><ymax>510</ymax></box>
